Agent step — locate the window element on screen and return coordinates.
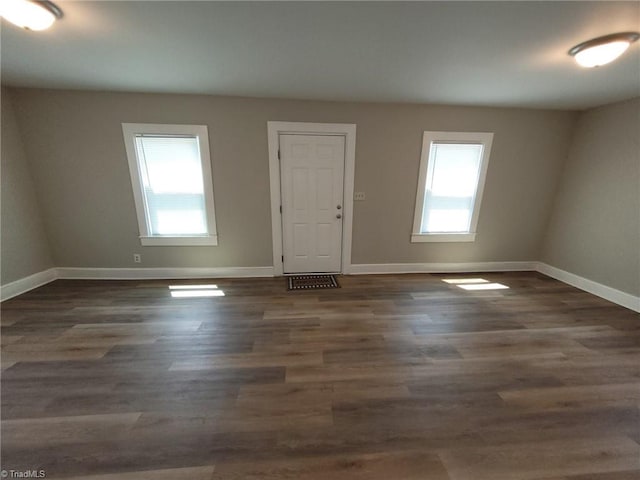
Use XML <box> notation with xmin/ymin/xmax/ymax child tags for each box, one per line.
<box><xmin>412</xmin><ymin>131</ymin><xmax>493</xmax><ymax>242</ymax></box>
<box><xmin>122</xmin><ymin>123</ymin><xmax>218</xmax><ymax>246</ymax></box>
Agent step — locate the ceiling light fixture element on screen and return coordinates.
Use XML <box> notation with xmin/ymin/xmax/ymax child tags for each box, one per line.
<box><xmin>0</xmin><ymin>0</ymin><xmax>63</xmax><ymax>31</ymax></box>
<box><xmin>569</xmin><ymin>32</ymin><xmax>640</xmax><ymax>68</ymax></box>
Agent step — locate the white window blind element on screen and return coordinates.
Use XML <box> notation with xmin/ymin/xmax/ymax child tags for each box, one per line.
<box><xmin>123</xmin><ymin>123</ymin><xmax>217</xmax><ymax>246</ymax></box>
<box><xmin>422</xmin><ymin>143</ymin><xmax>484</xmax><ymax>233</ymax></box>
<box><xmin>134</xmin><ymin>135</ymin><xmax>209</xmax><ymax>236</ymax></box>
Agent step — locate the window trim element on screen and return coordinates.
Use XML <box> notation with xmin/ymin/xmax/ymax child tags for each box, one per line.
<box><xmin>411</xmin><ymin>131</ymin><xmax>494</xmax><ymax>243</ymax></box>
<box><xmin>122</xmin><ymin>123</ymin><xmax>218</xmax><ymax>247</ymax></box>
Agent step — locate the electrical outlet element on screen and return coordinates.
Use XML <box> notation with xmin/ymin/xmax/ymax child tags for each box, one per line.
<box><xmin>133</xmin><ymin>254</ymin><xmax>141</xmax><ymax>263</ymax></box>
<box><xmin>354</xmin><ymin>192</ymin><xmax>366</xmax><ymax>201</ymax></box>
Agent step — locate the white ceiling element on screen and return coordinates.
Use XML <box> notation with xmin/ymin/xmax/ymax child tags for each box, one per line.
<box><xmin>1</xmin><ymin>1</ymin><xmax>639</xmax><ymax>110</ymax></box>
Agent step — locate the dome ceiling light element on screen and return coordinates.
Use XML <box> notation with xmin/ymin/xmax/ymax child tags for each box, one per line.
<box><xmin>0</xmin><ymin>0</ymin><xmax>63</xmax><ymax>31</ymax></box>
<box><xmin>569</xmin><ymin>32</ymin><xmax>640</xmax><ymax>68</ymax></box>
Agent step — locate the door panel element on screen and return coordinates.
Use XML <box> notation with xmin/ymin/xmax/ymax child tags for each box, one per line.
<box><xmin>280</xmin><ymin>134</ymin><xmax>345</xmax><ymax>273</ymax></box>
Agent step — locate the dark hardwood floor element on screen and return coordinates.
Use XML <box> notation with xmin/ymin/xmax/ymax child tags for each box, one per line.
<box><xmin>1</xmin><ymin>272</ymin><xmax>639</xmax><ymax>479</ymax></box>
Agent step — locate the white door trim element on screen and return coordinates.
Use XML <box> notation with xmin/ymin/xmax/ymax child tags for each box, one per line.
<box><xmin>268</xmin><ymin>121</ymin><xmax>356</xmax><ymax>276</ymax></box>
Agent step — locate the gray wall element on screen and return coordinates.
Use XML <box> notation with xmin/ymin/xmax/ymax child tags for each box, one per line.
<box><xmin>1</xmin><ymin>89</ymin><xmax>53</xmax><ymax>284</ymax></box>
<box><xmin>10</xmin><ymin>88</ymin><xmax>576</xmax><ymax>269</ymax></box>
<box><xmin>542</xmin><ymin>98</ymin><xmax>640</xmax><ymax>296</ymax></box>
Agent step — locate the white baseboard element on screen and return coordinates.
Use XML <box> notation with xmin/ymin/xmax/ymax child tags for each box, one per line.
<box><xmin>4</xmin><ymin>264</ymin><xmax>638</xmax><ymax>313</ymax></box>
<box><xmin>0</xmin><ymin>268</ymin><xmax>58</xmax><ymax>302</ymax></box>
<box><xmin>347</xmin><ymin>261</ymin><xmax>537</xmax><ymax>275</ymax></box>
<box><xmin>536</xmin><ymin>263</ymin><xmax>640</xmax><ymax>313</ymax></box>
<box><xmin>349</xmin><ymin>261</ymin><xmax>639</xmax><ymax>313</ymax></box>
<box><xmin>56</xmin><ymin>266</ymin><xmax>275</xmax><ymax>280</ymax></box>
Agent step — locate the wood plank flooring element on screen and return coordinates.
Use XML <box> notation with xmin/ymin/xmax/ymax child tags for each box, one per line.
<box><xmin>1</xmin><ymin>272</ymin><xmax>639</xmax><ymax>479</ymax></box>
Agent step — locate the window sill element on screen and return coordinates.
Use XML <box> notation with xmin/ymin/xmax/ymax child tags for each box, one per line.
<box><xmin>140</xmin><ymin>235</ymin><xmax>218</xmax><ymax>246</ymax></box>
<box><xmin>411</xmin><ymin>233</ymin><xmax>476</xmax><ymax>243</ymax></box>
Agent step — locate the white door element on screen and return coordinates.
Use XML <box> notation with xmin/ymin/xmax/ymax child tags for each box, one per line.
<box><xmin>280</xmin><ymin>134</ymin><xmax>345</xmax><ymax>273</ymax></box>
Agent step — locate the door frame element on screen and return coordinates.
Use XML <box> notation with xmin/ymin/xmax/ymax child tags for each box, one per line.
<box><xmin>267</xmin><ymin>121</ymin><xmax>356</xmax><ymax>276</ymax></box>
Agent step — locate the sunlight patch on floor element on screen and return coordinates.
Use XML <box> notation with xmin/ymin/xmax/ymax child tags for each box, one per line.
<box><xmin>169</xmin><ymin>284</ymin><xmax>225</xmax><ymax>298</ymax></box>
<box><xmin>457</xmin><ymin>283</ymin><xmax>509</xmax><ymax>291</ymax></box>
<box><xmin>442</xmin><ymin>278</ymin><xmax>489</xmax><ymax>284</ymax></box>
<box><xmin>442</xmin><ymin>278</ymin><xmax>509</xmax><ymax>291</ymax></box>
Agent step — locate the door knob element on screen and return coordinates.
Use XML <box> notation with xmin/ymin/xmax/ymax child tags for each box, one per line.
<box><xmin>337</xmin><ymin>205</ymin><xmax>342</xmax><ymax>210</ymax></box>
<box><xmin>336</xmin><ymin>214</ymin><xmax>342</xmax><ymax>219</ymax></box>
